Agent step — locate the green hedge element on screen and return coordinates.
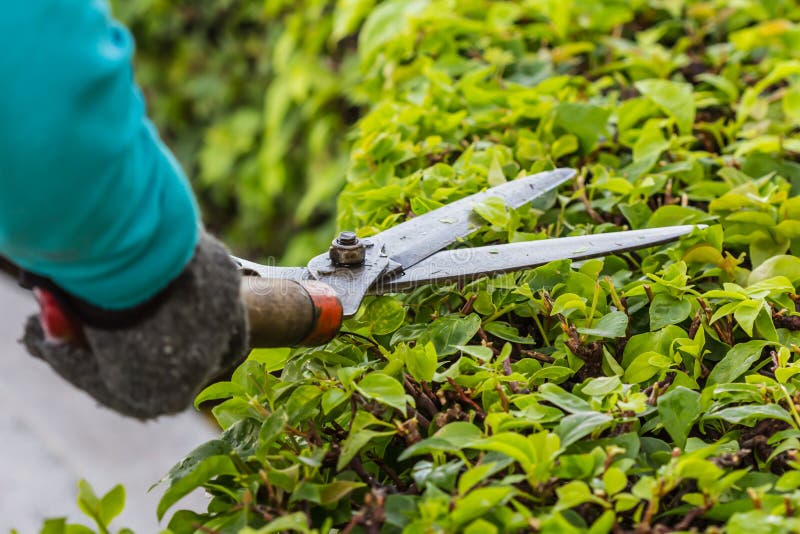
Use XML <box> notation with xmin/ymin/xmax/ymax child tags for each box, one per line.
<box><xmin>52</xmin><ymin>1</ymin><xmax>800</xmax><ymax>532</ymax></box>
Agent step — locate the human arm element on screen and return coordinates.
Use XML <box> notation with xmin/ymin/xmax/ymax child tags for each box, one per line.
<box><xmin>0</xmin><ymin>1</ymin><xmax>248</xmax><ymax>418</ymax></box>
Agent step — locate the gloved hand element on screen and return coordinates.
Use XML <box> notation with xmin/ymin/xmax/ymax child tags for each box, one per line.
<box><xmin>20</xmin><ymin>232</ymin><xmax>248</xmax><ymax>419</ymax></box>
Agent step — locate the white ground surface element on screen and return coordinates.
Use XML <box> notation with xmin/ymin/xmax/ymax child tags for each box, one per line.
<box><xmin>0</xmin><ymin>278</ymin><xmax>218</xmax><ymax>533</ymax></box>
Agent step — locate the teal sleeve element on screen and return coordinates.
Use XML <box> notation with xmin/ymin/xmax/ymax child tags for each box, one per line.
<box><xmin>0</xmin><ymin>1</ymin><xmax>200</xmax><ymax>309</ymax></box>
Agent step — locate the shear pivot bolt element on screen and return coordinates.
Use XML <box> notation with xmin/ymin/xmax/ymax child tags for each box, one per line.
<box><xmin>330</xmin><ymin>231</ymin><xmax>366</xmax><ymax>266</ymax></box>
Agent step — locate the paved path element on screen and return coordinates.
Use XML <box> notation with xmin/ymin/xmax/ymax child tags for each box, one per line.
<box><xmin>0</xmin><ymin>278</ymin><xmax>217</xmax><ymax>533</ymax></box>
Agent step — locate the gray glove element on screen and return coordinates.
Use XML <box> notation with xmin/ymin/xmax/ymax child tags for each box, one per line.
<box><xmin>21</xmin><ymin>232</ymin><xmax>248</xmax><ymax>419</ymax></box>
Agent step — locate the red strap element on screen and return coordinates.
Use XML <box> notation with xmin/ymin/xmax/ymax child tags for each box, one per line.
<box><xmin>33</xmin><ymin>288</ymin><xmax>87</xmax><ymax>345</ymax></box>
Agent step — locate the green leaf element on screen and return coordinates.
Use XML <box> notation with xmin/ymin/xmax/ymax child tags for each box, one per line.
<box><xmin>359</xmin><ymin>0</ymin><xmax>428</xmax><ymax>62</ymax></box>
<box><xmin>707</xmin><ymin>340</ymin><xmax>773</xmax><ymax>385</ymax></box>
<box><xmin>647</xmin><ymin>205</ymin><xmax>712</xmax><ymax>227</ymax></box>
<box><xmin>39</xmin><ymin>518</ymin><xmax>67</xmax><ymax>534</ymax></box>
<box><xmin>456</xmin><ymin>344</ymin><xmax>495</xmax><ymax>362</ymax></box>
<box><xmin>537</xmin><ymin>383</ymin><xmax>591</xmax><ymax>413</ymax></box>
<box><xmin>332</xmin><ymin>0</ymin><xmax>378</xmax><ymax>41</ymax></box>
<box><xmin>553</xmin><ymin>103</ymin><xmax>612</xmax><ymax>153</ymax></box>
<box><xmin>157</xmin><ymin>455</ymin><xmax>238</xmax><ymax>520</ymax></box>
<box><xmin>356</xmin><ymin>373</ymin><xmax>407</xmax><ymax>415</ymax></box>
<box><xmin>337</xmin><ymin>418</ymin><xmax>395</xmax><ymax>470</ymax></box>
<box><xmin>625</xmin><ymin>120</ymin><xmax>669</xmax><ymax>178</ymax></box>
<box><xmin>76</xmin><ymin>480</ymin><xmax>100</xmax><ymax>523</ymax></box>
<box><xmin>418</xmin><ymin>314</ymin><xmax>482</xmax><ymax>356</ymax></box>
<box><xmin>657</xmin><ymin>386</ymin><xmax>701</xmax><ymax>448</ymax></box>
<box><xmin>733</xmin><ymin>300</ymin><xmax>763</xmax><ymax>336</ymax></box>
<box><xmin>624</xmin><ymin>352</ymin><xmax>664</xmax><ymax>384</ymax></box>
<box><xmin>577</xmin><ymin>311</ymin><xmax>628</xmax><ymax>338</ymax></box>
<box><xmin>451</xmin><ymin>487</ymin><xmax>514</xmax><ymax>528</ymax></box>
<box><xmin>726</xmin><ymin>511</ymin><xmax>800</xmax><ymax>534</ymax></box>
<box><xmin>320</xmin><ymin>481</ymin><xmax>366</xmax><ymax>505</ymax></box>
<box><xmin>704</xmin><ymin>404</ymin><xmax>795</xmax><ymax>427</ymax></box>
<box><xmin>248</xmin><ymin>347</ymin><xmax>291</xmax><ymax>373</ymax></box>
<box><xmin>649</xmin><ymin>293</ymin><xmax>692</xmax><ymax>330</ymax></box>
<box><xmin>473</xmin><ymin>196</ymin><xmax>510</xmax><ymax>227</ymax></box>
<box><xmin>482</xmin><ymin>321</ymin><xmax>537</xmax><ymax>343</ymax></box>
<box><xmin>555</xmin><ymin>480</ymin><xmax>604</xmax><ymax>510</ymax></box>
<box><xmin>469</xmin><ymin>433</ymin><xmax>537</xmax><ymax>469</ymax></box>
<box><xmin>581</xmin><ymin>376</ymin><xmax>622</xmax><ymax>397</ymax></box>
<box><xmin>635</xmin><ymin>79</ymin><xmax>696</xmax><ymax>135</ymax></box>
<box><xmin>366</xmin><ymin>296</ymin><xmax>406</xmax><ymax>335</ymax></box>
<box><xmin>399</xmin><ymin>422</ymin><xmax>482</xmax><ymax>460</ymax></box>
<box><xmin>603</xmin><ymin>467</ymin><xmax>628</xmax><ymax>496</ymax></box>
<box><xmin>404</xmin><ymin>342</ymin><xmax>438</xmax><ymax>382</ymax></box>
<box><xmin>240</xmin><ymin>512</ymin><xmax>310</xmax><ymax>533</ymax></box>
<box><xmin>194</xmin><ymin>381</ymin><xmax>245</xmax><ymax>409</ymax></box>
<box><xmin>99</xmin><ymin>484</ymin><xmax>125</xmax><ymax>526</ymax></box>
<box><xmin>458</xmin><ymin>463</ymin><xmax>501</xmax><ymax>495</ymax></box>
<box><xmin>555</xmin><ymin>411</ymin><xmax>613</xmax><ymax>448</ymax></box>
<box><xmin>749</xmin><ymin>255</ymin><xmax>800</xmax><ymax>286</ymax></box>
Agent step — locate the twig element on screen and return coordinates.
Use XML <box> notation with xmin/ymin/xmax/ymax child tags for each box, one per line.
<box><xmin>446</xmin><ymin>377</ymin><xmax>485</xmax><ymax>416</ymax></box>
<box><xmin>688</xmin><ymin>310</ymin><xmax>702</xmax><ymax>339</ymax></box>
<box><xmin>367</xmin><ymin>452</ymin><xmax>407</xmax><ymax>490</ymax></box>
<box><xmin>404</xmin><ymin>376</ymin><xmax>439</xmax><ymax>419</ymax></box>
<box><xmin>477</xmin><ymin>327</ymin><xmax>501</xmax><ymax>354</ymax></box>
<box><xmin>502</xmin><ymin>357</ymin><xmax>520</xmax><ymax>394</ymax></box>
<box><xmin>406</xmin><ymin>406</ymin><xmax>431</xmax><ymax>429</ymax></box>
<box><xmin>340</xmin><ymin>510</ymin><xmax>367</xmax><ymax>534</ymax></box>
<box><xmin>698</xmin><ymin>297</ymin><xmax>734</xmax><ymax>345</ymax></box>
<box><xmin>520</xmin><ymin>349</ymin><xmax>555</xmax><ymax>363</ymax></box>
<box><xmin>577</xmin><ymin>172</ymin><xmax>604</xmax><ymax>224</ymax></box>
<box><xmin>675</xmin><ymin>506</ymin><xmax>706</xmax><ymax>530</ymax></box>
<box><xmin>643</xmin><ymin>284</ymin><xmax>654</xmax><ymax>303</ymax></box>
<box><xmin>460</xmin><ymin>294</ymin><xmax>478</xmax><ymax>315</ymax></box>
<box><xmin>349</xmin><ymin>456</ymin><xmax>378</xmax><ymax>487</ymax></box>
<box><xmin>495</xmin><ymin>383</ymin><xmax>510</xmax><ymax>412</ymax></box>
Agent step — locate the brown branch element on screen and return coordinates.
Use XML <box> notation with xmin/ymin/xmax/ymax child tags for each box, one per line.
<box><xmin>577</xmin><ymin>172</ymin><xmax>604</xmax><ymax>224</ymax></box>
<box><xmin>460</xmin><ymin>294</ymin><xmax>478</xmax><ymax>315</ymax></box>
<box><xmin>367</xmin><ymin>452</ymin><xmax>407</xmax><ymax>490</ymax></box>
<box><xmin>349</xmin><ymin>456</ymin><xmax>378</xmax><ymax>487</ymax></box>
<box><xmin>447</xmin><ymin>377</ymin><xmax>485</xmax><ymax>416</ymax></box>
<box><xmin>502</xmin><ymin>357</ymin><xmax>520</xmax><ymax>394</ymax></box>
<box><xmin>520</xmin><ymin>349</ymin><xmax>555</xmax><ymax>363</ymax></box>
<box><xmin>675</xmin><ymin>506</ymin><xmax>707</xmax><ymax>530</ymax></box>
<box><xmin>698</xmin><ymin>297</ymin><xmax>734</xmax><ymax>345</ymax></box>
<box><xmin>404</xmin><ymin>376</ymin><xmax>439</xmax><ymax>419</ymax></box>
<box><xmin>340</xmin><ymin>509</ymin><xmax>367</xmax><ymax>534</ymax></box>
<box><xmin>688</xmin><ymin>310</ymin><xmax>702</xmax><ymax>339</ymax></box>
<box><xmin>495</xmin><ymin>383</ymin><xmax>510</xmax><ymax>412</ymax></box>
<box><xmin>643</xmin><ymin>284</ymin><xmax>654</xmax><ymax>303</ymax></box>
<box><xmin>406</xmin><ymin>407</ymin><xmax>431</xmax><ymax>430</ymax></box>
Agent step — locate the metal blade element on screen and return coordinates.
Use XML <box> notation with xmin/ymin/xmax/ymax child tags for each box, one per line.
<box><xmin>377</xmin><ymin>168</ymin><xmax>576</xmax><ymax>269</ymax></box>
<box><xmin>307</xmin><ymin>167</ymin><xmax>575</xmax><ymax>316</ymax></box>
<box><xmin>372</xmin><ymin>225</ymin><xmax>701</xmax><ymax>293</ymax></box>
<box><xmin>231</xmin><ymin>256</ymin><xmax>310</xmax><ymax>282</ymax></box>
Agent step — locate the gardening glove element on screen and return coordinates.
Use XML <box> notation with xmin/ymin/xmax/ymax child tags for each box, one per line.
<box><xmin>20</xmin><ymin>232</ymin><xmax>249</xmax><ymax>420</ymax></box>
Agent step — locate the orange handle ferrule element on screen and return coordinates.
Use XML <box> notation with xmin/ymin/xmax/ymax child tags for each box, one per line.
<box><xmin>241</xmin><ymin>277</ymin><xmax>343</xmax><ymax>348</ymax></box>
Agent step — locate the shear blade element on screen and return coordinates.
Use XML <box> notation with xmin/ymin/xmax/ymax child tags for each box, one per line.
<box><xmin>376</xmin><ymin>168</ymin><xmax>576</xmax><ymax>269</ymax></box>
<box><xmin>372</xmin><ymin>225</ymin><xmax>701</xmax><ymax>293</ymax></box>
<box><xmin>231</xmin><ymin>256</ymin><xmax>310</xmax><ymax>281</ymax></box>
<box><xmin>307</xmin><ymin>167</ymin><xmax>576</xmax><ymax>316</ymax></box>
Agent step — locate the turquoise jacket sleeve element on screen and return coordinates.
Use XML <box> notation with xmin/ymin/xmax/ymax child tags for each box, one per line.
<box><xmin>0</xmin><ymin>1</ymin><xmax>200</xmax><ymax>309</ymax></box>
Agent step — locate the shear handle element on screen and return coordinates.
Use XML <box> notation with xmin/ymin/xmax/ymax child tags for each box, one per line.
<box><xmin>241</xmin><ymin>277</ymin><xmax>343</xmax><ymax>347</ymax></box>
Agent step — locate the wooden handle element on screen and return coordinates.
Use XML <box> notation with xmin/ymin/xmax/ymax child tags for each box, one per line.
<box><xmin>240</xmin><ymin>277</ymin><xmax>343</xmax><ymax>347</ymax></box>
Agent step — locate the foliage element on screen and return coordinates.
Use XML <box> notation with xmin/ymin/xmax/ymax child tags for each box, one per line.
<box><xmin>48</xmin><ymin>0</ymin><xmax>800</xmax><ymax>532</ymax></box>
<box><xmin>24</xmin><ymin>481</ymin><xmax>130</xmax><ymax>534</ymax></box>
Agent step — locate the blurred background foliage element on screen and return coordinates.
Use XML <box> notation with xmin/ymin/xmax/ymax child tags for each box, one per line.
<box><xmin>110</xmin><ymin>0</ymin><xmax>376</xmax><ymax>265</ymax></box>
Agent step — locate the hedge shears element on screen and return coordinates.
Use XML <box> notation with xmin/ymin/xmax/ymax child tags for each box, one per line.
<box><xmin>235</xmin><ymin>168</ymin><xmax>699</xmax><ymax>347</ymax></box>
